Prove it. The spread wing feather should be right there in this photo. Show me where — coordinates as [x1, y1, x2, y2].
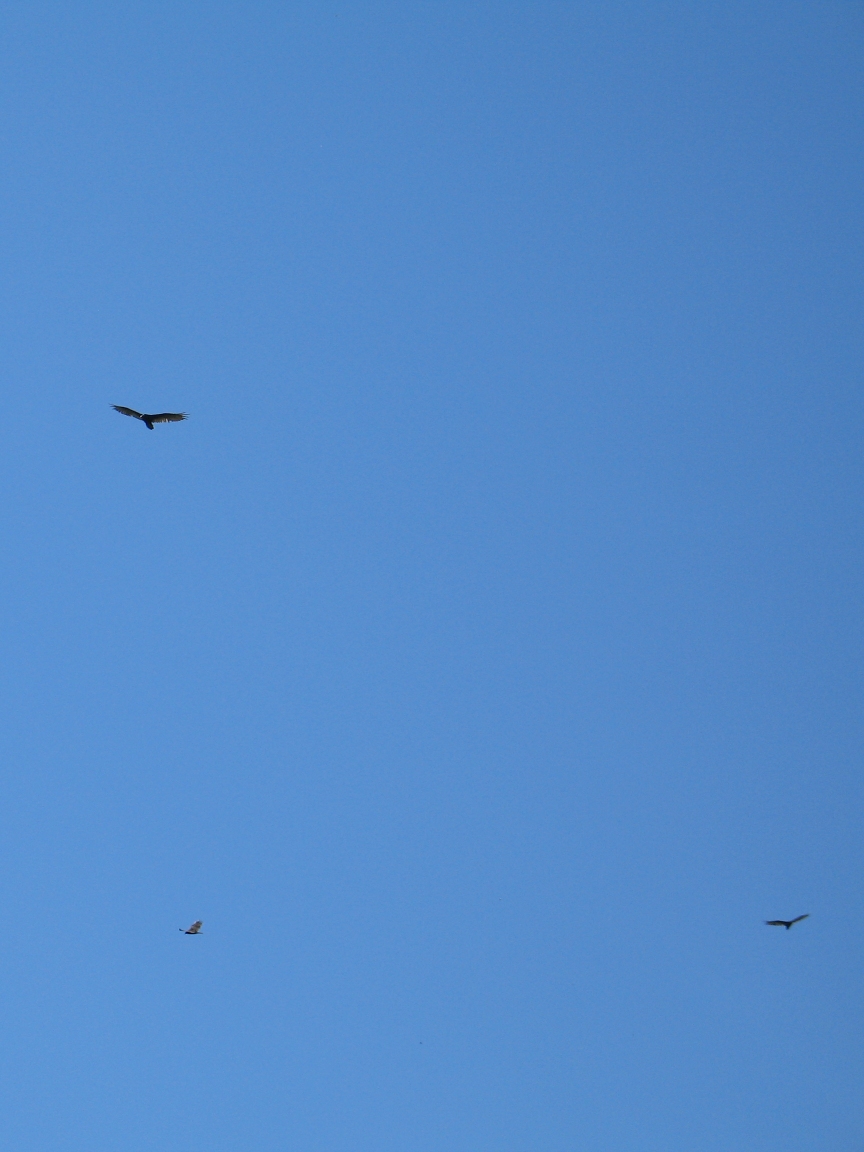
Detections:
[112, 405, 144, 419]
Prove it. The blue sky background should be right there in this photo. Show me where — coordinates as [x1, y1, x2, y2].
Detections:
[0, 3, 861, 1149]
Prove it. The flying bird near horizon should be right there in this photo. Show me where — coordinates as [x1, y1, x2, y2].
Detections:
[765, 914, 809, 929]
[112, 405, 187, 430]
[180, 921, 203, 934]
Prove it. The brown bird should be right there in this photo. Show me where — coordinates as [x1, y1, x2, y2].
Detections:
[180, 921, 203, 934]
[112, 405, 187, 430]
[765, 914, 809, 930]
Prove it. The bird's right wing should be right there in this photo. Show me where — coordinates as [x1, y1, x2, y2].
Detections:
[149, 412, 187, 423]
[186, 921, 203, 933]
[765, 921, 786, 926]
[112, 406, 143, 419]
[790, 914, 810, 925]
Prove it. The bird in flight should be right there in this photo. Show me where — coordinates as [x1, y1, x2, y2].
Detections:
[765, 914, 809, 930]
[112, 405, 187, 430]
[180, 921, 203, 934]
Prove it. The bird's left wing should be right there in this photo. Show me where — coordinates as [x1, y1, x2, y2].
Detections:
[149, 412, 187, 423]
[765, 920, 786, 926]
[112, 406, 143, 419]
[790, 914, 810, 925]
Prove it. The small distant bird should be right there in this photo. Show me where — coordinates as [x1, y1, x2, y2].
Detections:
[765, 914, 809, 930]
[112, 405, 187, 430]
[180, 921, 203, 934]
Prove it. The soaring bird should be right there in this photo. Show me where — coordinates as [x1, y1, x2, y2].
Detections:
[112, 405, 187, 430]
[180, 921, 203, 934]
[765, 914, 809, 930]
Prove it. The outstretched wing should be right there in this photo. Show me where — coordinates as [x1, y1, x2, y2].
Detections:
[112, 405, 144, 419]
[147, 412, 187, 424]
[765, 920, 788, 927]
[185, 920, 203, 934]
[789, 914, 809, 926]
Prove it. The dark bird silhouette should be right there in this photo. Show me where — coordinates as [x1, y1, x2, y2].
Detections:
[180, 921, 203, 934]
[765, 914, 809, 929]
[112, 405, 187, 430]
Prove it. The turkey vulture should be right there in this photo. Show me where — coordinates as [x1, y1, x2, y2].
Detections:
[180, 921, 203, 934]
[765, 914, 809, 929]
[112, 405, 187, 430]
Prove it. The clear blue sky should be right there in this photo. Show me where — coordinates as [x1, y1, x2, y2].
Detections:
[0, 4, 861, 1149]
